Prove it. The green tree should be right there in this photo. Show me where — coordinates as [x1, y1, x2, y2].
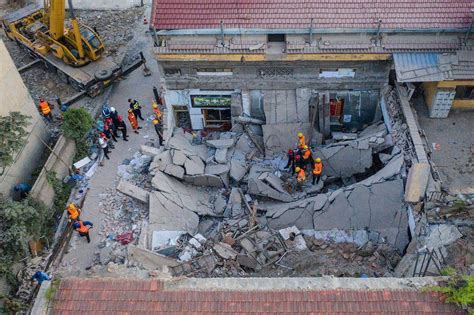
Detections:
[0, 112, 31, 175]
[61, 108, 94, 157]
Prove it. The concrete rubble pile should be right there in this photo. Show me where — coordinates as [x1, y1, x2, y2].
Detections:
[102, 99, 434, 278]
[314, 121, 389, 178]
[261, 154, 409, 251]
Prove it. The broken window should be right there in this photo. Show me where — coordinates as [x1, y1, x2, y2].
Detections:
[164, 68, 181, 77]
[454, 85, 474, 100]
[202, 109, 231, 129]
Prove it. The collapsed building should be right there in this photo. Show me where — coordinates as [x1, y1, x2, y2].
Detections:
[115, 0, 473, 277]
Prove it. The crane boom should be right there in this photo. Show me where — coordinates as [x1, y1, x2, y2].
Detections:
[49, 0, 65, 40]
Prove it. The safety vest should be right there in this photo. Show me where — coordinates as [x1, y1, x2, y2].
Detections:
[39, 101, 51, 115]
[132, 101, 140, 110]
[297, 136, 306, 149]
[302, 150, 311, 160]
[297, 169, 306, 183]
[67, 203, 80, 220]
[313, 162, 323, 175]
[76, 221, 89, 233]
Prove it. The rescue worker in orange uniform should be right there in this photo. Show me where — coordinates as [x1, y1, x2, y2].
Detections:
[38, 98, 52, 122]
[301, 145, 313, 169]
[297, 132, 306, 150]
[127, 109, 140, 134]
[66, 202, 81, 221]
[312, 157, 323, 185]
[73, 220, 93, 243]
[295, 166, 306, 191]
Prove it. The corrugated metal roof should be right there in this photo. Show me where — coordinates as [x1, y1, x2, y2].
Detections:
[394, 52, 474, 82]
[393, 53, 449, 82]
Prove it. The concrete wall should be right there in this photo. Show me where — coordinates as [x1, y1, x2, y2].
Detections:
[0, 40, 50, 197]
[159, 60, 391, 91]
[29, 135, 76, 207]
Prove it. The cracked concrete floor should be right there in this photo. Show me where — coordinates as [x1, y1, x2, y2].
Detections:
[412, 96, 474, 194]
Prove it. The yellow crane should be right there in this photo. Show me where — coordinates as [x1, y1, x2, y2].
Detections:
[2, 1, 145, 104]
[3, 0, 104, 67]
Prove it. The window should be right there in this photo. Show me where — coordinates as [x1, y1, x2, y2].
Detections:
[268, 34, 285, 42]
[164, 68, 181, 76]
[454, 86, 474, 100]
[258, 67, 293, 77]
[319, 68, 356, 78]
[191, 95, 231, 108]
[196, 68, 233, 76]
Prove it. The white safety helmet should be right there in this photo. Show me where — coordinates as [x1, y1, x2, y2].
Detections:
[110, 107, 116, 112]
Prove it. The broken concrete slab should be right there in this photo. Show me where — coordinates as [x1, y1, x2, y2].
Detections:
[228, 188, 243, 217]
[214, 148, 228, 164]
[150, 150, 173, 172]
[358, 154, 404, 187]
[314, 192, 352, 230]
[116, 179, 149, 203]
[230, 159, 248, 182]
[151, 231, 186, 251]
[205, 163, 230, 175]
[206, 138, 236, 149]
[331, 132, 357, 140]
[258, 172, 288, 195]
[152, 171, 215, 216]
[378, 153, 392, 165]
[279, 226, 307, 250]
[163, 163, 185, 179]
[184, 155, 205, 176]
[148, 191, 199, 235]
[311, 178, 407, 250]
[128, 245, 179, 270]
[140, 145, 163, 157]
[213, 194, 227, 215]
[404, 163, 430, 203]
[248, 176, 293, 202]
[313, 144, 372, 178]
[213, 242, 238, 260]
[171, 149, 187, 166]
[313, 194, 328, 211]
[183, 174, 224, 188]
[425, 224, 463, 250]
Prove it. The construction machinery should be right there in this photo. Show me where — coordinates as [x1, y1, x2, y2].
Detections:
[1, 0, 144, 104]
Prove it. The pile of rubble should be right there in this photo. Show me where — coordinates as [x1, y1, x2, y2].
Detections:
[109, 113, 414, 277]
[76, 8, 144, 60]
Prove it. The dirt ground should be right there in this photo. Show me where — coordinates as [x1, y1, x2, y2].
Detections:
[412, 95, 474, 194]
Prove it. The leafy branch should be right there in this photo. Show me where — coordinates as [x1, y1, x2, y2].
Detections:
[0, 112, 31, 175]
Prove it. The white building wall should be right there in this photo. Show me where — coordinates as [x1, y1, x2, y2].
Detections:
[0, 40, 50, 197]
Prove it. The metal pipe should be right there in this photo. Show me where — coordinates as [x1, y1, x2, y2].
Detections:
[156, 27, 470, 36]
[463, 19, 473, 46]
[220, 20, 225, 45]
[376, 19, 382, 45]
[309, 18, 314, 44]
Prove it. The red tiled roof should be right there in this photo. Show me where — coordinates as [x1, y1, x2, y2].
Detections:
[151, 0, 473, 30]
[52, 278, 465, 314]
